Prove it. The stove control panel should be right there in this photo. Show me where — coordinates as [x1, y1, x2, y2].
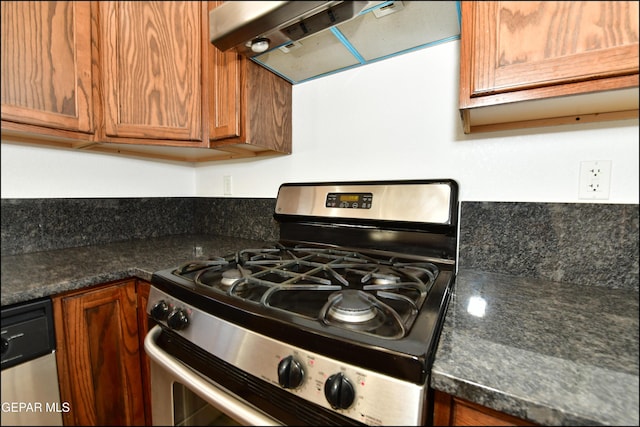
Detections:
[325, 192, 372, 209]
[276, 180, 456, 224]
[147, 287, 426, 426]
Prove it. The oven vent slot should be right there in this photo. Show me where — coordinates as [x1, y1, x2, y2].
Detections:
[158, 328, 363, 425]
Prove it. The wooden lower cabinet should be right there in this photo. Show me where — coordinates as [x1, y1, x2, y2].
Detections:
[52, 278, 152, 426]
[135, 280, 152, 425]
[433, 389, 536, 426]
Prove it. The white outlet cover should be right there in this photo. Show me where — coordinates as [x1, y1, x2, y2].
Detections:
[579, 160, 611, 200]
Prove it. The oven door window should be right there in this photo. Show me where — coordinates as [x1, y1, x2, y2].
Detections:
[173, 382, 239, 426]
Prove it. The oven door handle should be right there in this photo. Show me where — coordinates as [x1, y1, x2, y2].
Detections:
[144, 325, 281, 426]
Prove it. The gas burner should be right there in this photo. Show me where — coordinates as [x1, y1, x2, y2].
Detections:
[220, 268, 242, 287]
[325, 290, 378, 323]
[357, 263, 438, 288]
[318, 289, 405, 338]
[364, 267, 401, 286]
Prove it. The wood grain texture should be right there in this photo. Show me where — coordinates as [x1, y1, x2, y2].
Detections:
[433, 390, 536, 426]
[207, 1, 292, 154]
[459, 1, 639, 133]
[100, 1, 203, 142]
[208, 31, 242, 140]
[472, 1, 639, 95]
[245, 60, 292, 153]
[2, 0, 293, 159]
[1, 1, 94, 132]
[136, 280, 152, 426]
[53, 280, 146, 426]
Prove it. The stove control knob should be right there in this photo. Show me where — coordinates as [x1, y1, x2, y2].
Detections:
[324, 372, 355, 409]
[167, 308, 189, 330]
[277, 355, 304, 389]
[150, 300, 170, 321]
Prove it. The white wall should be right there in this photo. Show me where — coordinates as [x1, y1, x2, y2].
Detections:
[195, 40, 639, 203]
[0, 144, 195, 198]
[2, 40, 639, 202]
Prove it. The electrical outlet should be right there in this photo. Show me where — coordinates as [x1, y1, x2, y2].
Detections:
[579, 160, 611, 200]
[223, 175, 233, 196]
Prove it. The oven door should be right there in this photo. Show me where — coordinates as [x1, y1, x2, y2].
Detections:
[144, 325, 281, 426]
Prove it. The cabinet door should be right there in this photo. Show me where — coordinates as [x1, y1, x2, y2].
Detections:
[53, 280, 146, 426]
[207, 1, 292, 154]
[465, 1, 639, 99]
[433, 390, 536, 426]
[459, 1, 639, 133]
[1, 1, 94, 134]
[136, 279, 153, 425]
[100, 1, 204, 144]
[208, 0, 242, 140]
[209, 42, 243, 140]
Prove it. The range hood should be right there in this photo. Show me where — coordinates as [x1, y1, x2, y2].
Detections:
[210, 1, 460, 84]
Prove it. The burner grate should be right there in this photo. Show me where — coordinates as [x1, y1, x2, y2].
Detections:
[169, 245, 439, 339]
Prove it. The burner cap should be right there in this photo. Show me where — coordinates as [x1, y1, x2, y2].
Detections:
[327, 290, 377, 323]
[373, 275, 399, 286]
[220, 268, 242, 287]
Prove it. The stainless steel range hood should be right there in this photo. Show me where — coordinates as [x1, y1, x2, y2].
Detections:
[210, 1, 460, 84]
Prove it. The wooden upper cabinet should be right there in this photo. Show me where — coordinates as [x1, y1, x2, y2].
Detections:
[99, 1, 205, 145]
[469, 1, 639, 96]
[207, 1, 292, 156]
[1, 1, 94, 139]
[459, 1, 639, 133]
[208, 17, 241, 141]
[2, 0, 292, 160]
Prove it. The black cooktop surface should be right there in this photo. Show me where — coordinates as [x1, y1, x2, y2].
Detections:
[151, 242, 455, 383]
[171, 244, 441, 339]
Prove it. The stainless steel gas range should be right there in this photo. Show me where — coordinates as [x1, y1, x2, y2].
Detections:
[144, 179, 459, 426]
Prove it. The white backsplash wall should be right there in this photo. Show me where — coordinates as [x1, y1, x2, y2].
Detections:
[195, 40, 639, 203]
[1, 144, 195, 198]
[2, 40, 639, 202]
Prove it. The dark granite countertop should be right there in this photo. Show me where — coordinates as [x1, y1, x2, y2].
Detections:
[3, 237, 638, 426]
[431, 268, 639, 426]
[1, 234, 271, 306]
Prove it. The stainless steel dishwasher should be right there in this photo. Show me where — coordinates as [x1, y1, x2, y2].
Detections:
[1, 298, 63, 426]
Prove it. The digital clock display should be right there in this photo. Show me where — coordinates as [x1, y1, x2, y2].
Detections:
[325, 192, 373, 209]
[339, 194, 359, 202]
